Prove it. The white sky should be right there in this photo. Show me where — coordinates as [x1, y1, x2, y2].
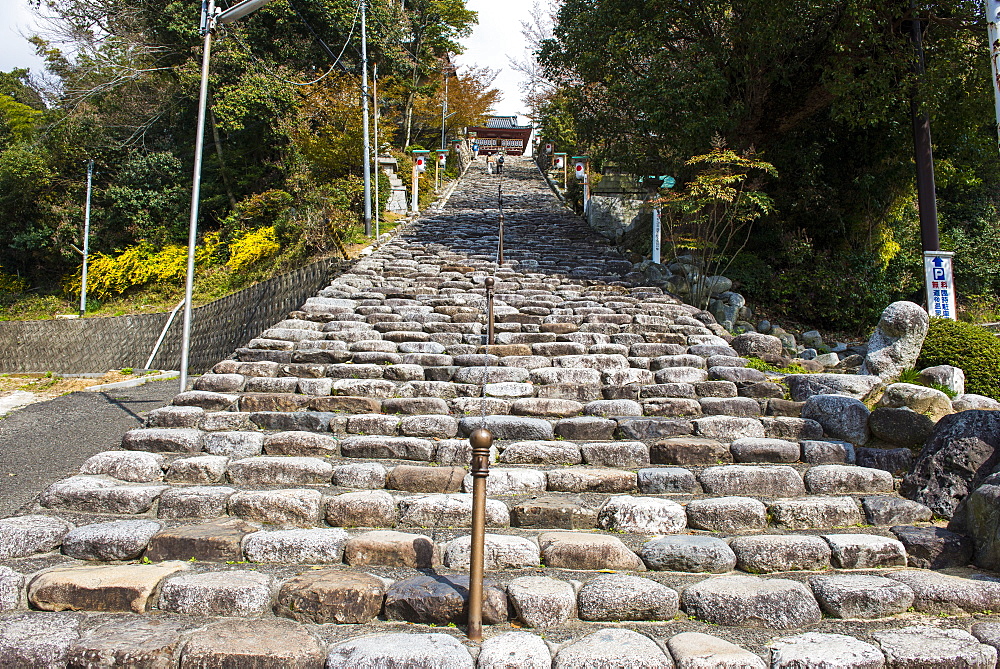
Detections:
[0, 0, 535, 121]
[0, 0, 45, 74]
[456, 0, 535, 122]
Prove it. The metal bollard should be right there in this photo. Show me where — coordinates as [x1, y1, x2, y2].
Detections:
[485, 276, 495, 347]
[497, 184, 505, 265]
[466, 426, 493, 641]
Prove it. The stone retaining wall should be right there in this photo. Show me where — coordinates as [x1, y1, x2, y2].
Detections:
[0, 258, 344, 374]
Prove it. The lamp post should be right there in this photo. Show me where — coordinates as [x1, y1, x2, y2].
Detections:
[572, 155, 590, 215]
[79, 159, 94, 316]
[987, 0, 1000, 155]
[435, 149, 448, 191]
[372, 61, 380, 238]
[179, 0, 274, 392]
[440, 64, 455, 150]
[553, 152, 567, 190]
[411, 149, 429, 214]
[361, 0, 372, 237]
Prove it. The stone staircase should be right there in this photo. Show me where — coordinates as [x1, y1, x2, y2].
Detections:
[2, 157, 1000, 667]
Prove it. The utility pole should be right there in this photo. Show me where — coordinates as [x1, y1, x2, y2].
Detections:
[373, 61, 380, 238]
[361, 0, 372, 237]
[907, 2, 940, 253]
[988, 0, 1000, 155]
[79, 159, 94, 316]
[440, 66, 449, 150]
[180, 0, 274, 392]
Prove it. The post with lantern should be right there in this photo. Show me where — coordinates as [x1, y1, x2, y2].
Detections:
[544, 141, 553, 170]
[411, 149, 429, 214]
[554, 152, 567, 190]
[435, 149, 448, 191]
[572, 155, 590, 215]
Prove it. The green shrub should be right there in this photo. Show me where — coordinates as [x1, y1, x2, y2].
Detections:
[917, 319, 1000, 400]
[745, 356, 809, 375]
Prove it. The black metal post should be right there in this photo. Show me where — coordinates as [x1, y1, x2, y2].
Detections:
[908, 4, 941, 252]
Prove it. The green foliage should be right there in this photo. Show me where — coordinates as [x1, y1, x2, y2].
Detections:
[917, 319, 1000, 400]
[661, 145, 776, 308]
[537, 0, 1000, 330]
[103, 152, 189, 245]
[0, 0, 488, 301]
[745, 356, 808, 375]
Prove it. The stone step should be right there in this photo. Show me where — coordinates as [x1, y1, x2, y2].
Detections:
[6, 156, 987, 667]
[2, 610, 999, 668]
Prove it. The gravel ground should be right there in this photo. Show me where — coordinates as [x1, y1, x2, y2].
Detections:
[0, 380, 175, 516]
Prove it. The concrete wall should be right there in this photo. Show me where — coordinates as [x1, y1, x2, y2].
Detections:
[0, 258, 345, 374]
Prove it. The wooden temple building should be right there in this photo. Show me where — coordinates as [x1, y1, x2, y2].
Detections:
[467, 116, 533, 155]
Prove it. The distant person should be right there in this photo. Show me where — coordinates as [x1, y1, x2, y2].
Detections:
[471, 142, 479, 160]
[496, 152, 505, 175]
[486, 154, 494, 174]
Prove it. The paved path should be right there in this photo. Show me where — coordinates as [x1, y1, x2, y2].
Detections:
[0, 382, 175, 516]
[1, 158, 999, 668]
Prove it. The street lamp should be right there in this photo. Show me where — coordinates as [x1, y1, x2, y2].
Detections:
[440, 64, 456, 150]
[179, 0, 275, 392]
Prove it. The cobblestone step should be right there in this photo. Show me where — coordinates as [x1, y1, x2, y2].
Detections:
[2, 157, 996, 667]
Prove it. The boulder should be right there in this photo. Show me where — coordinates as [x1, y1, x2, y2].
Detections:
[596, 495, 686, 534]
[383, 574, 506, 624]
[801, 394, 870, 444]
[809, 574, 914, 619]
[275, 570, 384, 624]
[890, 525, 973, 569]
[962, 473, 1000, 570]
[861, 300, 929, 379]
[868, 407, 936, 447]
[731, 332, 783, 358]
[874, 626, 996, 668]
[919, 364, 966, 397]
[640, 535, 736, 573]
[669, 632, 765, 669]
[785, 374, 881, 402]
[877, 382, 953, 422]
[180, 618, 327, 667]
[954, 394, 1000, 411]
[900, 410, 1000, 520]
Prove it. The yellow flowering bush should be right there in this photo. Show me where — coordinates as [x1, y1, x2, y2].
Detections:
[0, 268, 27, 294]
[227, 226, 281, 273]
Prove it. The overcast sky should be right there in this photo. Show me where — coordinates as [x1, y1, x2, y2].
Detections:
[0, 0, 537, 120]
[0, 0, 45, 74]
[456, 0, 536, 121]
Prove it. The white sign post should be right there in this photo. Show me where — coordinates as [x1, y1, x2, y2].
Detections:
[923, 251, 957, 320]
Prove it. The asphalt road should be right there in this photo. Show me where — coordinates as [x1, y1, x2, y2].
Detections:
[0, 380, 176, 517]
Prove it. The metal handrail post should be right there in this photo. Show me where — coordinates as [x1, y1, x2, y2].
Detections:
[485, 277, 495, 347]
[497, 184, 504, 265]
[466, 426, 493, 641]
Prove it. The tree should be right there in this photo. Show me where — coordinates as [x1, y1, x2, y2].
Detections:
[410, 64, 500, 144]
[537, 0, 1000, 328]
